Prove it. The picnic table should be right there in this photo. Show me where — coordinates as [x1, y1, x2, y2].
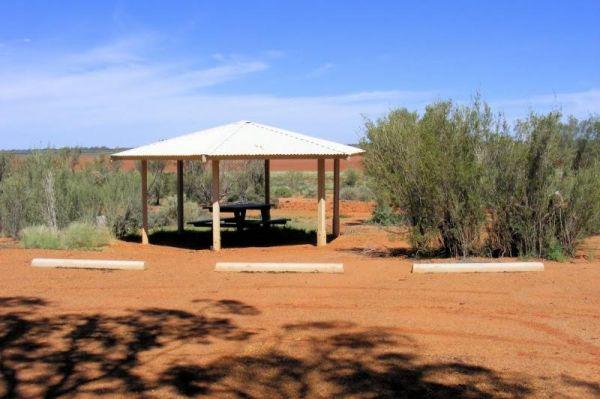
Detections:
[188, 202, 288, 231]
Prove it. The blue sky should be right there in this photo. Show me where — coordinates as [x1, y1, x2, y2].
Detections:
[0, 0, 598, 149]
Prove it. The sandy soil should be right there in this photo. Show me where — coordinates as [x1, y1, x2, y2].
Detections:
[0, 215, 599, 398]
[277, 197, 374, 214]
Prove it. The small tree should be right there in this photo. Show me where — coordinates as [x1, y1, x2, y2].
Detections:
[362, 100, 494, 256]
[362, 100, 600, 259]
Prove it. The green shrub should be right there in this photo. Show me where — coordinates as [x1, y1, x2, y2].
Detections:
[363, 101, 489, 256]
[21, 223, 112, 250]
[485, 113, 600, 258]
[183, 161, 212, 204]
[224, 160, 264, 202]
[546, 243, 567, 262]
[0, 150, 141, 239]
[0, 175, 27, 237]
[184, 160, 265, 204]
[370, 203, 404, 226]
[342, 168, 360, 187]
[340, 186, 374, 201]
[362, 99, 600, 259]
[148, 196, 202, 228]
[273, 186, 293, 197]
[284, 171, 307, 193]
[20, 226, 62, 249]
[62, 222, 112, 249]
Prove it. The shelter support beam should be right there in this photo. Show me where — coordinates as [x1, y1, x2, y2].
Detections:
[177, 160, 184, 235]
[264, 159, 271, 219]
[264, 159, 270, 204]
[212, 160, 221, 251]
[317, 159, 326, 246]
[333, 158, 340, 238]
[140, 160, 149, 245]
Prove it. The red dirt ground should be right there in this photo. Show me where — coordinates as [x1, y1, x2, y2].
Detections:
[1, 213, 599, 398]
[277, 197, 374, 214]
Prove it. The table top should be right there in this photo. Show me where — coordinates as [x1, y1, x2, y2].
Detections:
[203, 202, 273, 211]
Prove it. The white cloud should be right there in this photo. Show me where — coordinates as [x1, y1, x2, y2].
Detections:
[0, 38, 434, 148]
[0, 36, 597, 149]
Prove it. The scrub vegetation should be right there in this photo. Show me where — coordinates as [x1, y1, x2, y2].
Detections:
[362, 99, 600, 259]
[0, 151, 366, 246]
[0, 150, 140, 241]
[2, 99, 597, 259]
[20, 223, 112, 250]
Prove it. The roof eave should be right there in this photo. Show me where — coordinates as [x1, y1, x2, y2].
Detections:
[110, 152, 364, 161]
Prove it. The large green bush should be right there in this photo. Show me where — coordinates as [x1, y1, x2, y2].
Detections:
[362, 100, 600, 258]
[486, 113, 600, 258]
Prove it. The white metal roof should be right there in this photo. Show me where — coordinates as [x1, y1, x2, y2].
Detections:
[111, 120, 364, 160]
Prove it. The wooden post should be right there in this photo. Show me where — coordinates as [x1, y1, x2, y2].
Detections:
[211, 160, 221, 251]
[140, 160, 149, 245]
[317, 158, 326, 246]
[177, 160, 184, 235]
[333, 158, 340, 238]
[264, 159, 270, 204]
[264, 159, 271, 220]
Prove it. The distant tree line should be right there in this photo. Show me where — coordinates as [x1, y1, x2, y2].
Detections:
[2, 146, 130, 155]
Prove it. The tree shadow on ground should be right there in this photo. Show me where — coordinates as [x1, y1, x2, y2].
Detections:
[340, 246, 458, 260]
[2, 297, 586, 398]
[161, 320, 534, 398]
[0, 296, 258, 398]
[560, 375, 600, 397]
[122, 226, 321, 250]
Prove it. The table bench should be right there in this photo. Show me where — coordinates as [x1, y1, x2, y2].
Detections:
[188, 202, 289, 231]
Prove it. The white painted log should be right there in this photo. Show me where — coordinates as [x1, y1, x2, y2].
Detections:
[412, 262, 544, 274]
[212, 159, 221, 251]
[316, 159, 327, 247]
[215, 262, 343, 273]
[32, 258, 145, 270]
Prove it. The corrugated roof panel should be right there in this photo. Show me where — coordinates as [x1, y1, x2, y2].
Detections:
[111, 121, 364, 160]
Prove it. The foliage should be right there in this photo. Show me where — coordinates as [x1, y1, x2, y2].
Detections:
[184, 160, 265, 204]
[340, 186, 374, 201]
[546, 243, 567, 262]
[0, 152, 12, 183]
[342, 168, 360, 187]
[273, 186, 293, 198]
[0, 153, 272, 241]
[20, 226, 62, 249]
[284, 171, 308, 193]
[486, 113, 600, 258]
[149, 196, 202, 228]
[362, 100, 600, 259]
[20, 222, 111, 250]
[223, 160, 264, 202]
[370, 202, 404, 226]
[183, 161, 212, 204]
[148, 160, 173, 206]
[62, 222, 112, 249]
[0, 150, 140, 239]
